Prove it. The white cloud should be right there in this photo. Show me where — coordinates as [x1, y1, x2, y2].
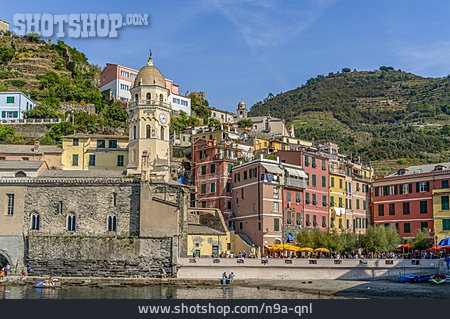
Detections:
[397, 41, 450, 76]
[205, 0, 336, 52]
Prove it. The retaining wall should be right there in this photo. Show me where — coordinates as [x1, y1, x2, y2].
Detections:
[177, 257, 443, 280]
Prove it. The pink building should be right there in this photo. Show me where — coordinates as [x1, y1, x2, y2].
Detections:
[278, 150, 330, 230]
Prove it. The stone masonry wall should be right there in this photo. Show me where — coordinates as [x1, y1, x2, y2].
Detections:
[27, 236, 174, 277]
[23, 182, 140, 237]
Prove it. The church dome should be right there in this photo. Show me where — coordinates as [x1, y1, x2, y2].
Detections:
[237, 100, 246, 109]
[133, 57, 166, 88]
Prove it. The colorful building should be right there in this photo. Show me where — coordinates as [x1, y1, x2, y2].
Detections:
[432, 187, 450, 242]
[192, 138, 240, 220]
[350, 163, 372, 235]
[231, 155, 307, 248]
[373, 162, 450, 239]
[61, 134, 129, 171]
[278, 150, 329, 230]
[100, 64, 138, 102]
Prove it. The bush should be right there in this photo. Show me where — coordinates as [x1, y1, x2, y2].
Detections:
[8, 79, 26, 88]
[42, 122, 75, 144]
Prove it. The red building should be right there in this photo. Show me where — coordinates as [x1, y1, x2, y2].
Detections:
[278, 149, 330, 230]
[373, 163, 450, 238]
[192, 139, 240, 220]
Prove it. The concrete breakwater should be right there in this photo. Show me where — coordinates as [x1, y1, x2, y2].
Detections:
[177, 258, 445, 280]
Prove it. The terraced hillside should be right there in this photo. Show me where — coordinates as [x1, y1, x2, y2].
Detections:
[250, 69, 450, 176]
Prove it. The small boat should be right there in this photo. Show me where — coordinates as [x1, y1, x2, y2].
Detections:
[431, 274, 447, 284]
[35, 279, 61, 288]
[413, 274, 431, 283]
[398, 273, 416, 283]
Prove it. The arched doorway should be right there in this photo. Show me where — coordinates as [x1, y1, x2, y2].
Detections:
[0, 252, 10, 268]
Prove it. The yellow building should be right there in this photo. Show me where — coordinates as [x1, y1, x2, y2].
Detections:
[61, 134, 129, 171]
[187, 208, 253, 257]
[329, 161, 347, 231]
[269, 139, 288, 152]
[432, 188, 450, 241]
[252, 137, 270, 151]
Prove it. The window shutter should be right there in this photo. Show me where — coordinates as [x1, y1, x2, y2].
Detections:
[416, 182, 420, 192]
[1, 111, 5, 118]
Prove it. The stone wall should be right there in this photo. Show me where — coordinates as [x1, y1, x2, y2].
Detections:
[0, 235, 24, 271]
[23, 182, 140, 237]
[26, 236, 174, 277]
[0, 178, 189, 278]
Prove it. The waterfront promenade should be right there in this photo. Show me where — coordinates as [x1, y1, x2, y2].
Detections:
[177, 258, 445, 280]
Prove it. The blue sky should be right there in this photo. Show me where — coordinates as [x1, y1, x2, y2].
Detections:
[2, 0, 450, 112]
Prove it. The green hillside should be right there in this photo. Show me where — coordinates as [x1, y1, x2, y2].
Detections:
[0, 33, 127, 144]
[249, 68, 450, 176]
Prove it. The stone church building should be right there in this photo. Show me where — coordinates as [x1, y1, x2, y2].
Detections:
[0, 56, 190, 277]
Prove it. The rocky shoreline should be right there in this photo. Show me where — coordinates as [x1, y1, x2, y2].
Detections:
[1, 276, 449, 299]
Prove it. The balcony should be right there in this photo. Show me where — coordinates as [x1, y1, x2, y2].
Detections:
[285, 177, 307, 189]
[214, 153, 236, 161]
[128, 99, 171, 108]
[261, 173, 280, 184]
[329, 167, 346, 176]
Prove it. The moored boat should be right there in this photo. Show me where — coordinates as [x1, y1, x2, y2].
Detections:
[35, 278, 61, 288]
[431, 274, 447, 284]
[398, 273, 417, 283]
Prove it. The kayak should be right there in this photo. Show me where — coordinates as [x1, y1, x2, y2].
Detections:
[398, 273, 417, 283]
[35, 279, 61, 288]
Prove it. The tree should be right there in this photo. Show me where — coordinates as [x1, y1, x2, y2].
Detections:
[341, 67, 351, 73]
[238, 118, 253, 129]
[208, 118, 222, 130]
[42, 122, 75, 144]
[384, 225, 402, 251]
[0, 125, 15, 141]
[379, 66, 394, 72]
[296, 229, 313, 248]
[104, 102, 127, 127]
[411, 229, 432, 251]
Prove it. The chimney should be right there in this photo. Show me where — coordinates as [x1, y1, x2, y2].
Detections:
[33, 141, 40, 152]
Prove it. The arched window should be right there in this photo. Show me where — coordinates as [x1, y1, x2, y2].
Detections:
[133, 125, 137, 139]
[67, 214, 76, 231]
[134, 93, 139, 101]
[160, 126, 165, 140]
[146, 124, 151, 138]
[132, 149, 137, 162]
[146, 92, 151, 100]
[159, 94, 163, 102]
[15, 171, 27, 177]
[108, 215, 117, 232]
[31, 213, 40, 230]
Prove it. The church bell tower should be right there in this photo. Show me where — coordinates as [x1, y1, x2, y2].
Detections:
[127, 53, 172, 181]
